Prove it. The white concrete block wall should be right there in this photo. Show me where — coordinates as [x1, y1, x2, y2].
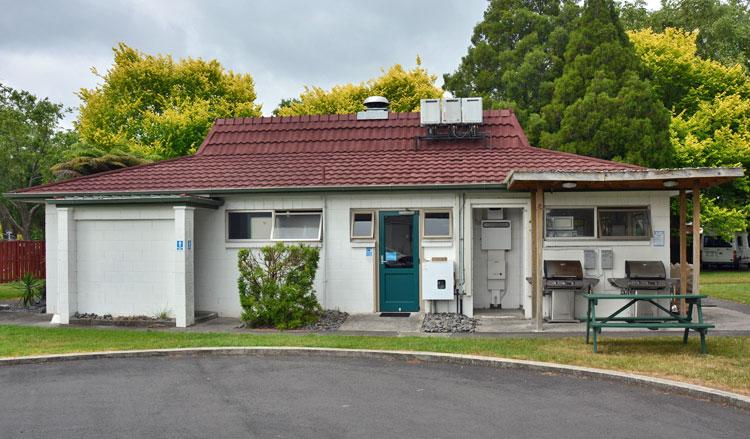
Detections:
[44, 204, 58, 314]
[542, 191, 673, 317]
[194, 192, 462, 317]
[42, 189, 673, 322]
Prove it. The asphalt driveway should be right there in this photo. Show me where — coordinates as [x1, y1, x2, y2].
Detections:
[0, 354, 747, 438]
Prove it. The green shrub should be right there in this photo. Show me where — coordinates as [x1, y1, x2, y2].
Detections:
[18, 273, 45, 307]
[237, 242, 321, 329]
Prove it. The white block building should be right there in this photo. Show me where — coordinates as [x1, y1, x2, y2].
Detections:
[9, 104, 742, 327]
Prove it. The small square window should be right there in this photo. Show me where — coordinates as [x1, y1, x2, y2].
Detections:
[351, 211, 374, 239]
[424, 211, 451, 238]
[227, 212, 272, 240]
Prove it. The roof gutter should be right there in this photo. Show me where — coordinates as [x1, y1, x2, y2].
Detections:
[42, 194, 224, 209]
[5, 183, 511, 201]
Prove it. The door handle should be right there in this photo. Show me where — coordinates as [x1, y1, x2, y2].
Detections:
[380, 255, 385, 264]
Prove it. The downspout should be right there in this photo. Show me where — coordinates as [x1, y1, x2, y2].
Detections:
[457, 192, 466, 315]
[323, 194, 328, 308]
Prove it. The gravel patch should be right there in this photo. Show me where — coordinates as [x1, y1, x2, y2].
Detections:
[422, 312, 477, 333]
[305, 310, 349, 331]
[0, 299, 46, 313]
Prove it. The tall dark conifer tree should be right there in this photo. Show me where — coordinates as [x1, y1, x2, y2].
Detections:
[540, 0, 672, 166]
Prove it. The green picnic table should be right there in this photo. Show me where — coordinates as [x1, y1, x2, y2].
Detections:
[584, 293, 714, 354]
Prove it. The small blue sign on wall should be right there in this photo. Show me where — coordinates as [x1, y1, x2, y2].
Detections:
[176, 240, 184, 251]
[365, 247, 373, 256]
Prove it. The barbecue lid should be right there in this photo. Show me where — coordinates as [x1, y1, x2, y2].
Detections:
[543, 260, 583, 279]
[624, 260, 666, 279]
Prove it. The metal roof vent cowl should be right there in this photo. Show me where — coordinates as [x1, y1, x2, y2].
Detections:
[357, 96, 389, 120]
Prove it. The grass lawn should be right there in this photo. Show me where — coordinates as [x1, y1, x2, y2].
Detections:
[0, 282, 22, 301]
[701, 269, 750, 306]
[1, 325, 748, 395]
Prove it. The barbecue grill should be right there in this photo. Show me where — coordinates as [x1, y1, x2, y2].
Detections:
[608, 260, 676, 317]
[531, 260, 599, 322]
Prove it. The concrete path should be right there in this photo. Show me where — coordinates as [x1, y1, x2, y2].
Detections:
[0, 354, 746, 438]
[338, 312, 423, 334]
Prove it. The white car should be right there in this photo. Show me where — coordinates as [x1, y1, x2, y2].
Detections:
[702, 232, 749, 268]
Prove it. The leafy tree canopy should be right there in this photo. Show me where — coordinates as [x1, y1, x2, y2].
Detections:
[619, 0, 750, 69]
[443, 0, 580, 144]
[275, 59, 442, 116]
[77, 43, 262, 159]
[0, 83, 71, 239]
[671, 93, 750, 234]
[628, 27, 750, 115]
[540, 0, 672, 166]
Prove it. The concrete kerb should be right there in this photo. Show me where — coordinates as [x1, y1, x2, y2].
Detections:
[1, 346, 748, 411]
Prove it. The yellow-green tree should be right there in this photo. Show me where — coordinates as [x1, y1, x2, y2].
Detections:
[628, 27, 750, 115]
[275, 59, 443, 116]
[629, 27, 750, 235]
[77, 43, 262, 159]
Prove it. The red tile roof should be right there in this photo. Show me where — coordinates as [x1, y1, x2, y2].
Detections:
[13, 110, 642, 196]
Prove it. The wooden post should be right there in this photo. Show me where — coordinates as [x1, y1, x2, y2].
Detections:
[534, 185, 544, 332]
[692, 184, 701, 296]
[530, 191, 538, 322]
[679, 189, 688, 314]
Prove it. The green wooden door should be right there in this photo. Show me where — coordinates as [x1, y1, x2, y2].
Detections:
[379, 211, 420, 312]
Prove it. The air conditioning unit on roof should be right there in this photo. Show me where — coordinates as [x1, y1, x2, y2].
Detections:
[441, 98, 462, 124]
[461, 97, 483, 124]
[420, 99, 441, 125]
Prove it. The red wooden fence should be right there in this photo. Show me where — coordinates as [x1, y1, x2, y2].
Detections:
[0, 241, 45, 283]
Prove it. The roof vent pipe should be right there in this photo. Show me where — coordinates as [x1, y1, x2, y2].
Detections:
[357, 96, 389, 120]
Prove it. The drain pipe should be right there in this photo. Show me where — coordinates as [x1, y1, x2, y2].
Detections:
[457, 192, 466, 315]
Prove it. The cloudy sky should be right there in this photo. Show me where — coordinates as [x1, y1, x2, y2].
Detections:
[0, 0, 661, 128]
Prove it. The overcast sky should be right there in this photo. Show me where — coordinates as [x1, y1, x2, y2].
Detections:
[0, 0, 662, 128]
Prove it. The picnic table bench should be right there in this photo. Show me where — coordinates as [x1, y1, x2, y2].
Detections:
[584, 293, 714, 354]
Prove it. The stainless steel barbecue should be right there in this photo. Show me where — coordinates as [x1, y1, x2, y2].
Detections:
[537, 260, 599, 322]
[608, 261, 672, 292]
[608, 260, 675, 318]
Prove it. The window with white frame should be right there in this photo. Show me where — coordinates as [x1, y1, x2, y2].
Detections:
[545, 208, 595, 238]
[423, 210, 452, 238]
[351, 211, 374, 239]
[598, 207, 651, 239]
[226, 210, 322, 241]
[227, 211, 273, 240]
[272, 210, 323, 240]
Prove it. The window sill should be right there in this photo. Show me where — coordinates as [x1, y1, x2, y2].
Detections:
[350, 240, 376, 248]
[422, 240, 453, 248]
[225, 241, 322, 249]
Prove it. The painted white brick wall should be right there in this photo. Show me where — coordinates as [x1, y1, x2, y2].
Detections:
[43, 189, 674, 322]
[73, 205, 175, 317]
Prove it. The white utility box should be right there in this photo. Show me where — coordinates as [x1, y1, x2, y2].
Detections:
[441, 98, 462, 124]
[461, 97, 483, 124]
[422, 260, 454, 300]
[481, 220, 512, 250]
[487, 250, 506, 280]
[420, 99, 441, 125]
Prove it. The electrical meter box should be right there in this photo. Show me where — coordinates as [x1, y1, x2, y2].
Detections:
[481, 220, 512, 250]
[601, 249, 614, 270]
[422, 260, 454, 300]
[420, 99, 441, 125]
[441, 98, 462, 124]
[584, 250, 597, 270]
[461, 97, 483, 124]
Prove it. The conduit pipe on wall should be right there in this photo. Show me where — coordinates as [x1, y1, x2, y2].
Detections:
[457, 192, 466, 314]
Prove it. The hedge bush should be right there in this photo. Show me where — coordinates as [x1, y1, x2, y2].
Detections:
[237, 242, 321, 329]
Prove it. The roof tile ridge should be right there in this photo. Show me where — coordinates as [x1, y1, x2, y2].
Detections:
[13, 154, 200, 194]
[532, 146, 645, 170]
